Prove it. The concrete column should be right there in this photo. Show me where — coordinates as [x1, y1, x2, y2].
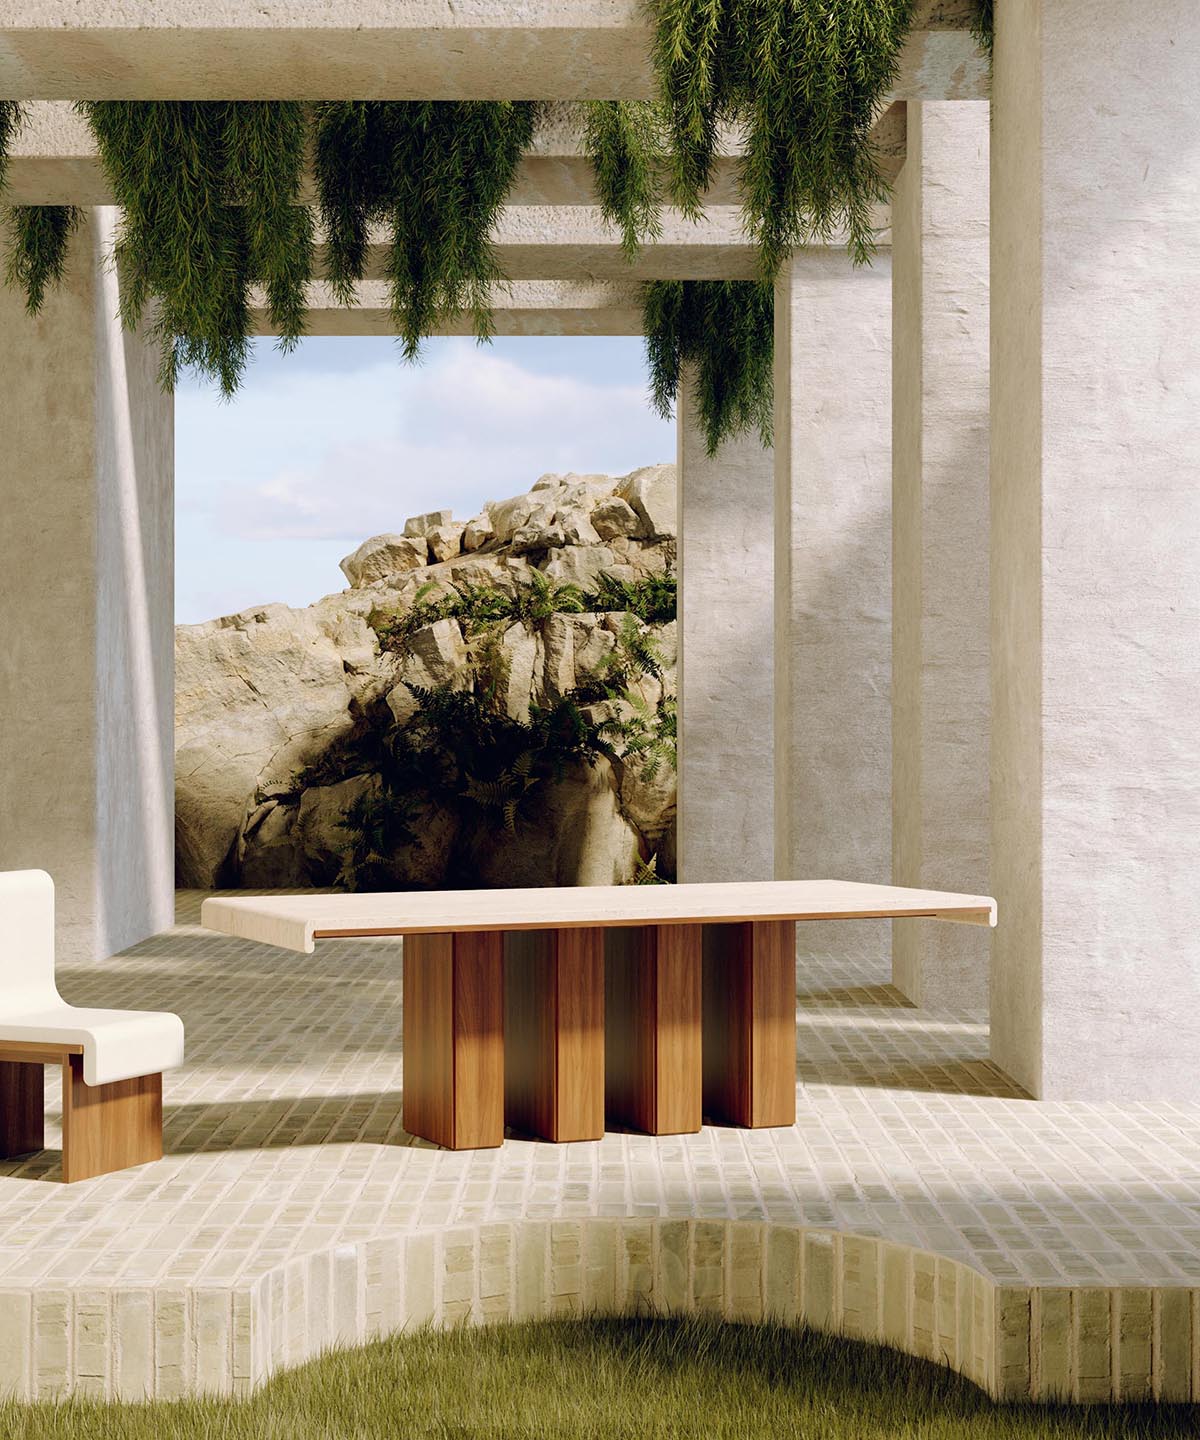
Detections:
[991, 0, 1200, 1098]
[773, 251, 892, 959]
[675, 381, 774, 882]
[0, 207, 174, 962]
[891, 102, 991, 1010]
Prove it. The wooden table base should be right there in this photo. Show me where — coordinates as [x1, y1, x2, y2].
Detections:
[504, 928, 604, 1142]
[604, 924, 702, 1135]
[0, 1059, 44, 1158]
[702, 920, 797, 1128]
[403, 930, 504, 1150]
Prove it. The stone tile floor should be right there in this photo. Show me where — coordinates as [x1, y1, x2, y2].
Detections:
[2, 891, 1196, 1294]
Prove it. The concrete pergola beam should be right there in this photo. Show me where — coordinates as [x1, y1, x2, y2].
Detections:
[2, 101, 907, 209]
[0, 1, 986, 101]
[252, 280, 643, 337]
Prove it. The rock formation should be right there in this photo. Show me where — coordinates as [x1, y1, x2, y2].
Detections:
[175, 465, 678, 890]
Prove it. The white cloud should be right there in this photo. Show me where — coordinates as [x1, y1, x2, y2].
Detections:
[176, 341, 673, 545]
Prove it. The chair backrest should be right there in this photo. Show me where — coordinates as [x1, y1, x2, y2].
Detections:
[0, 870, 61, 1012]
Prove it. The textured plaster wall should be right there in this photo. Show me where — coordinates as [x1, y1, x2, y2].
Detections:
[991, 0, 1200, 1098]
[774, 252, 893, 958]
[891, 103, 991, 1010]
[0, 208, 173, 961]
[676, 385, 774, 883]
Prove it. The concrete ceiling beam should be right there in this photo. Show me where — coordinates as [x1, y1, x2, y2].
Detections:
[0, 3, 985, 102]
[251, 280, 645, 337]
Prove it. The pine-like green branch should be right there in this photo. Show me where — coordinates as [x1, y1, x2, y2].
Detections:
[643, 280, 773, 455]
[649, 0, 916, 272]
[4, 205, 83, 313]
[579, 101, 667, 257]
[313, 102, 539, 359]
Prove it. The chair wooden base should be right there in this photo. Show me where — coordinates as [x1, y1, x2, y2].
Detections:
[0, 1044, 164, 1182]
[604, 925, 702, 1136]
[402, 930, 504, 1150]
[702, 921, 797, 1128]
[505, 928, 604, 1142]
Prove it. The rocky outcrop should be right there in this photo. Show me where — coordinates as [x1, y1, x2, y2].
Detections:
[175, 465, 677, 890]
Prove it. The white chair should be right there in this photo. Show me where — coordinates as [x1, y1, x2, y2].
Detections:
[0, 870, 184, 1182]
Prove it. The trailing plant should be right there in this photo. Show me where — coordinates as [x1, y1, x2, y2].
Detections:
[313, 101, 538, 358]
[579, 102, 667, 257]
[4, 206, 84, 313]
[643, 279, 773, 454]
[972, 0, 994, 60]
[649, 0, 915, 271]
[80, 101, 311, 394]
[0, 101, 23, 191]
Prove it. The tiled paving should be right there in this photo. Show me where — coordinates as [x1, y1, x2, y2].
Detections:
[0, 892, 1198, 1402]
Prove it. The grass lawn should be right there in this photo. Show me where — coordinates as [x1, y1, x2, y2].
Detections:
[2, 1316, 1197, 1439]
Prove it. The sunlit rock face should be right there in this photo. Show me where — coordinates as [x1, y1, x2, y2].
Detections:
[175, 465, 677, 890]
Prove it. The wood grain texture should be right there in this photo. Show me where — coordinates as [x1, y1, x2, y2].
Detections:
[605, 925, 701, 1135]
[61, 1058, 162, 1183]
[504, 928, 604, 1142]
[0, 1040, 83, 1063]
[202, 879, 997, 955]
[703, 921, 796, 1128]
[403, 930, 504, 1150]
[0, 1060, 44, 1158]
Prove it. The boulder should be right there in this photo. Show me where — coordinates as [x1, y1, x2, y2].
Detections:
[512, 520, 566, 553]
[399, 617, 468, 689]
[175, 604, 358, 886]
[540, 544, 614, 590]
[426, 522, 465, 563]
[465, 758, 641, 887]
[618, 464, 676, 540]
[488, 493, 556, 545]
[404, 509, 453, 538]
[462, 513, 494, 551]
[296, 773, 379, 884]
[558, 507, 601, 547]
[592, 496, 641, 540]
[236, 799, 303, 888]
[340, 533, 428, 587]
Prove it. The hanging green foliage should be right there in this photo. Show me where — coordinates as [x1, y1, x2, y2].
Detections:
[973, 0, 994, 59]
[643, 280, 773, 455]
[80, 101, 311, 395]
[4, 205, 84, 313]
[649, 0, 916, 271]
[0, 100, 23, 191]
[579, 101, 667, 257]
[313, 102, 538, 358]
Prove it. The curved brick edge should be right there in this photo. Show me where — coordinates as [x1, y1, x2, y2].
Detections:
[0, 1222, 1197, 1405]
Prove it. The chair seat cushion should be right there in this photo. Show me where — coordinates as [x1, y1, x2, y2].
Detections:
[0, 1005, 184, 1087]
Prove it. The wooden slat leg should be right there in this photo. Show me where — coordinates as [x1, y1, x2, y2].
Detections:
[605, 924, 701, 1136]
[505, 927, 604, 1142]
[403, 930, 504, 1150]
[61, 1058, 163, 1183]
[0, 1061, 44, 1158]
[702, 920, 796, 1128]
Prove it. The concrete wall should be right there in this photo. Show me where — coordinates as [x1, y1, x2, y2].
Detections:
[0, 207, 173, 961]
[891, 102, 991, 1010]
[675, 383, 774, 882]
[774, 251, 893, 959]
[991, 0, 1200, 1098]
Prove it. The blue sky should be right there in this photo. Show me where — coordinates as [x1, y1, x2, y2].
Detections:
[175, 336, 674, 624]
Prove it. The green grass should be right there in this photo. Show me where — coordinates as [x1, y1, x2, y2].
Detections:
[3, 1317, 1196, 1439]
